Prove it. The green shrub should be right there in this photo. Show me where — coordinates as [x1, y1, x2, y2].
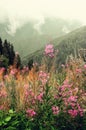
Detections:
[0, 55, 9, 68]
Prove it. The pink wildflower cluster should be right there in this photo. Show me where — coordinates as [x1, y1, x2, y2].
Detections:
[0, 89, 7, 98]
[24, 84, 36, 105]
[24, 84, 30, 98]
[77, 103, 84, 116]
[68, 109, 78, 118]
[76, 68, 82, 73]
[26, 109, 36, 117]
[68, 104, 84, 118]
[36, 92, 44, 102]
[67, 96, 77, 103]
[52, 106, 59, 115]
[39, 71, 49, 85]
[60, 80, 73, 94]
[44, 44, 54, 57]
[67, 96, 78, 109]
[22, 66, 29, 73]
[54, 80, 73, 100]
[10, 68, 17, 75]
[0, 67, 5, 74]
[56, 79, 84, 118]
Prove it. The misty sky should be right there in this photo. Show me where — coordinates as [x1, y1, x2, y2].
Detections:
[0, 0, 86, 34]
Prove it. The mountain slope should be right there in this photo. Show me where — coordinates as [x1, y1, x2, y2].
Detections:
[22, 26, 86, 65]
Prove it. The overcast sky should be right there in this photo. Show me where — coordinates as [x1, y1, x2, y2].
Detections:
[0, 0, 86, 34]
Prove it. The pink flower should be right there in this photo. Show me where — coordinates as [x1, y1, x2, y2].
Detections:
[37, 92, 43, 102]
[77, 104, 84, 116]
[32, 99, 36, 104]
[39, 71, 49, 85]
[68, 109, 78, 118]
[4, 74, 9, 79]
[10, 69, 17, 75]
[0, 105, 4, 110]
[54, 95, 58, 99]
[84, 64, 86, 69]
[76, 68, 82, 73]
[24, 84, 29, 89]
[23, 66, 29, 71]
[68, 96, 77, 102]
[0, 90, 7, 97]
[0, 82, 4, 87]
[65, 64, 69, 67]
[0, 67, 5, 72]
[63, 79, 69, 85]
[44, 44, 54, 57]
[52, 106, 59, 115]
[26, 109, 36, 117]
[70, 103, 76, 108]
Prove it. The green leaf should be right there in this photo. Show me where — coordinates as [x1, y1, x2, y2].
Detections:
[51, 126, 55, 130]
[0, 121, 2, 126]
[11, 121, 19, 126]
[9, 109, 14, 114]
[5, 126, 17, 130]
[5, 116, 11, 122]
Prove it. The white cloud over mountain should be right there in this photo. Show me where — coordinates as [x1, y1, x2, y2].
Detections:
[0, 0, 86, 35]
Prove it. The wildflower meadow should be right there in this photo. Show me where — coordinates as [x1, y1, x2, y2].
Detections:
[0, 44, 86, 130]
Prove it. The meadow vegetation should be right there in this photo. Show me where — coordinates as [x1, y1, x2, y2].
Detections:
[0, 44, 86, 130]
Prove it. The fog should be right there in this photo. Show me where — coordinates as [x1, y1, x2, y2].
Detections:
[0, 0, 86, 35]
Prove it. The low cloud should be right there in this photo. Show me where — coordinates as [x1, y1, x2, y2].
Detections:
[0, 0, 86, 35]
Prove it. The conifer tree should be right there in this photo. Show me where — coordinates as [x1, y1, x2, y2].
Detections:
[3, 39, 15, 65]
[0, 38, 3, 55]
[14, 52, 21, 68]
[9, 44, 15, 65]
[3, 39, 9, 58]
